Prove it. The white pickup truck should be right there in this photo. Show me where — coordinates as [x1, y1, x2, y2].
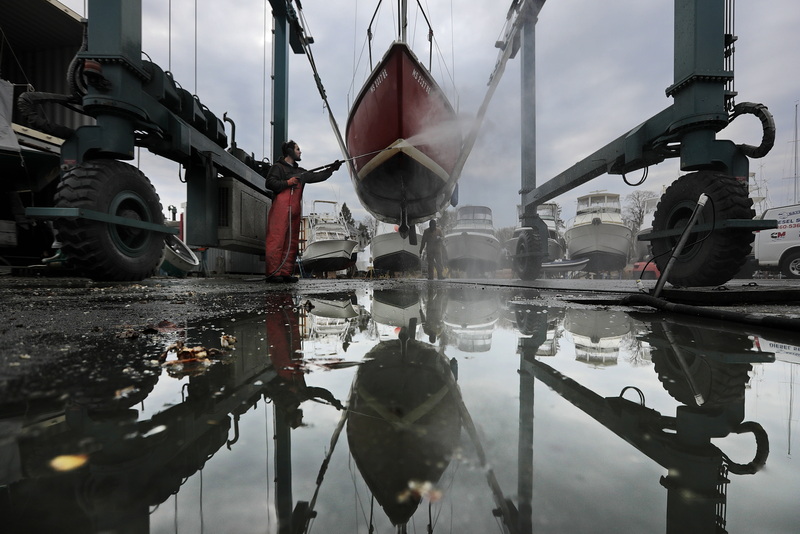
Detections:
[753, 203, 800, 278]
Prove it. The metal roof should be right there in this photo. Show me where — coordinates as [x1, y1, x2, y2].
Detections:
[0, 0, 83, 54]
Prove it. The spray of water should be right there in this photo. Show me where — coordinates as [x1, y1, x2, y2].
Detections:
[402, 115, 472, 148]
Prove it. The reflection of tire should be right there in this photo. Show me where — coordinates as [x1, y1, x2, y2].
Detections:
[54, 160, 165, 281]
[651, 171, 754, 286]
[514, 230, 542, 280]
[651, 349, 752, 408]
[781, 250, 800, 279]
[648, 321, 752, 408]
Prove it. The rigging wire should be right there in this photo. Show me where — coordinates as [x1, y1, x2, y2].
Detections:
[347, 453, 372, 527]
[351, 0, 359, 109]
[450, 0, 455, 98]
[0, 27, 33, 89]
[168, 0, 172, 71]
[194, 0, 198, 94]
[264, 400, 272, 530]
[199, 468, 204, 534]
[293, 3, 350, 160]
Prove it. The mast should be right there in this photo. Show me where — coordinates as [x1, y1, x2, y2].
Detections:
[794, 102, 798, 203]
[400, 0, 408, 42]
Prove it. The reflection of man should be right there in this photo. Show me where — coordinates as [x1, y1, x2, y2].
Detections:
[420, 285, 447, 343]
[264, 294, 343, 427]
[419, 220, 445, 280]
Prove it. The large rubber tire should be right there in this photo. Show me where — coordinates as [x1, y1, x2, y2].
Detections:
[651, 171, 754, 287]
[54, 160, 165, 281]
[513, 229, 543, 280]
[781, 250, 800, 279]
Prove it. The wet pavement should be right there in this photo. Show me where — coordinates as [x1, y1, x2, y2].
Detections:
[1, 274, 799, 533]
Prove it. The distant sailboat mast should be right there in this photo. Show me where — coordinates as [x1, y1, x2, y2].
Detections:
[794, 102, 799, 203]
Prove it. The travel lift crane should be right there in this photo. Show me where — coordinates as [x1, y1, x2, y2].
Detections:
[24, 0, 307, 281]
[500, 0, 776, 286]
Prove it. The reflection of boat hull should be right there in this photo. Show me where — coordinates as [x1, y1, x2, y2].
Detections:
[443, 288, 500, 352]
[564, 221, 631, 272]
[372, 289, 421, 327]
[301, 239, 358, 273]
[347, 340, 461, 525]
[345, 42, 461, 225]
[305, 297, 359, 319]
[371, 230, 420, 272]
[444, 232, 501, 274]
[564, 309, 632, 365]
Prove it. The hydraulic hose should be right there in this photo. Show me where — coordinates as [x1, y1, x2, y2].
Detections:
[620, 293, 800, 331]
[730, 102, 776, 159]
[723, 421, 770, 475]
[16, 92, 77, 139]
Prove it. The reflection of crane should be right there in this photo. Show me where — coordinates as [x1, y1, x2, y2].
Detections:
[293, 312, 526, 534]
[505, 0, 777, 286]
[2, 336, 278, 532]
[516, 313, 772, 534]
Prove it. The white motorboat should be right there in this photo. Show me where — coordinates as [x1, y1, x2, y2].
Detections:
[633, 196, 660, 262]
[370, 221, 420, 274]
[564, 192, 632, 272]
[300, 200, 359, 274]
[444, 205, 501, 277]
[537, 202, 566, 261]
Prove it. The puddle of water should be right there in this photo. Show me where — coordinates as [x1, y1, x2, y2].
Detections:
[1, 285, 798, 533]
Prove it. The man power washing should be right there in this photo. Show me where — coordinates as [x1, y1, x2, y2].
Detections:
[264, 140, 341, 283]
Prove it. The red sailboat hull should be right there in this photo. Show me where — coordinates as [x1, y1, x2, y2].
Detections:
[346, 42, 461, 225]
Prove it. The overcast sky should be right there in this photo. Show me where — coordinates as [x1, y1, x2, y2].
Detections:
[60, 0, 800, 229]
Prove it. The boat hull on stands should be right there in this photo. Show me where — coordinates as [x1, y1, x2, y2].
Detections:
[346, 42, 461, 226]
[371, 223, 420, 273]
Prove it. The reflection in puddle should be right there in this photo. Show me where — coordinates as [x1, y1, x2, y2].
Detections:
[1, 285, 799, 533]
[564, 308, 633, 366]
[347, 333, 460, 525]
[443, 287, 501, 353]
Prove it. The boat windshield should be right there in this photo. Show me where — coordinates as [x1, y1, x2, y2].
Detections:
[453, 206, 495, 233]
[312, 227, 349, 241]
[536, 203, 558, 220]
[576, 195, 621, 214]
[457, 206, 493, 221]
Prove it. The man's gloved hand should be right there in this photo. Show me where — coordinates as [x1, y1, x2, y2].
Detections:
[287, 176, 300, 187]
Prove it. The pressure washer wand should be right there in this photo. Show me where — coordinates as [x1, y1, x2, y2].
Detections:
[306, 148, 394, 172]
